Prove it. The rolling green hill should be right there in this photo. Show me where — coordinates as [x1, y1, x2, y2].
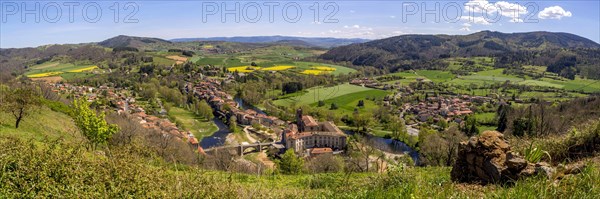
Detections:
[319, 31, 600, 75]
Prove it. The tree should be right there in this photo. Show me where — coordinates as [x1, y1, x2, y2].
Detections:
[330, 103, 338, 110]
[2, 86, 41, 128]
[462, 116, 479, 136]
[389, 117, 407, 140]
[353, 113, 373, 132]
[496, 103, 510, 132]
[197, 100, 213, 120]
[317, 100, 325, 107]
[282, 82, 303, 94]
[228, 116, 238, 133]
[419, 132, 447, 166]
[357, 100, 364, 107]
[305, 153, 344, 173]
[72, 98, 119, 150]
[277, 149, 304, 174]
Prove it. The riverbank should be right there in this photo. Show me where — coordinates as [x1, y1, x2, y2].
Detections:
[167, 104, 218, 139]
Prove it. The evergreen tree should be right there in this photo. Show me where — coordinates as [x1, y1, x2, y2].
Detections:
[330, 103, 338, 110]
[357, 100, 365, 107]
[496, 103, 510, 132]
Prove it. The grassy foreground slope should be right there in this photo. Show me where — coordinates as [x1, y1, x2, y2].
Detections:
[2, 134, 599, 198]
[0, 106, 82, 142]
[1, 104, 599, 198]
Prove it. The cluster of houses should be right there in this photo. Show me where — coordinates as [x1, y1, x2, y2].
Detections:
[49, 83, 203, 152]
[189, 79, 285, 128]
[190, 78, 348, 156]
[409, 95, 491, 123]
[350, 78, 381, 88]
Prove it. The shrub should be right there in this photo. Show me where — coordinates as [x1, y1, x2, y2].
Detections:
[523, 142, 550, 163]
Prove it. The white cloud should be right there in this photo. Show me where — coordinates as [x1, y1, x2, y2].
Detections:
[389, 15, 396, 19]
[464, 0, 529, 23]
[495, 1, 527, 17]
[349, 10, 355, 13]
[538, 6, 572, 19]
[495, 1, 527, 22]
[460, 16, 491, 25]
[460, 23, 472, 31]
[464, 0, 497, 14]
[509, 18, 523, 23]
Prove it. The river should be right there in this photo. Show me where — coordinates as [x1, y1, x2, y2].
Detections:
[201, 98, 420, 164]
[234, 96, 266, 115]
[344, 130, 420, 165]
[199, 118, 230, 149]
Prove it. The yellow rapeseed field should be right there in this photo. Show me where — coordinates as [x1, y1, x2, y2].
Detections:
[227, 66, 260, 73]
[67, 65, 98, 73]
[300, 70, 331, 75]
[27, 72, 64, 78]
[311, 66, 337, 71]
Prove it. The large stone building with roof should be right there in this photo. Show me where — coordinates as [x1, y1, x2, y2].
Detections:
[282, 109, 347, 154]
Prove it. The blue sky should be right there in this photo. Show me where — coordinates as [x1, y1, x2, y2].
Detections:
[1, 0, 598, 48]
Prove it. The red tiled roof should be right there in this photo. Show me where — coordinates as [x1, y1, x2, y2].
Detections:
[311, 148, 333, 154]
[302, 116, 318, 127]
[189, 137, 199, 145]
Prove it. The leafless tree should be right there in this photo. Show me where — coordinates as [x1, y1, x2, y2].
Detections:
[306, 153, 344, 173]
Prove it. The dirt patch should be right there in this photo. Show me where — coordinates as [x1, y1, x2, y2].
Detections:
[166, 55, 188, 65]
[31, 76, 64, 83]
[257, 151, 275, 169]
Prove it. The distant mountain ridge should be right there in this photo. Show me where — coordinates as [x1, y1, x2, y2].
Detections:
[98, 35, 172, 48]
[170, 36, 370, 48]
[319, 31, 600, 69]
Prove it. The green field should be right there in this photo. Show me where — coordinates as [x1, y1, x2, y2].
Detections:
[25, 62, 100, 79]
[273, 83, 376, 107]
[455, 69, 525, 84]
[312, 89, 390, 114]
[445, 56, 495, 71]
[386, 70, 454, 84]
[194, 45, 355, 75]
[517, 80, 564, 88]
[167, 105, 218, 139]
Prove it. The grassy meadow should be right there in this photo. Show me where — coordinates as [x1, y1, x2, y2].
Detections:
[312, 89, 390, 115]
[167, 105, 218, 139]
[273, 83, 376, 107]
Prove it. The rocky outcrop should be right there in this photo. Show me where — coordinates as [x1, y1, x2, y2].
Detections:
[451, 131, 541, 184]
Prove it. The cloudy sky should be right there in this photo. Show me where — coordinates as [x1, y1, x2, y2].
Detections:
[1, 0, 598, 48]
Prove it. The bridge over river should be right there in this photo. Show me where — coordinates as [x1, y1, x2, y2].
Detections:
[203, 142, 285, 156]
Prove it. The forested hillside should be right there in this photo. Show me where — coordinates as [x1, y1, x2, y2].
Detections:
[320, 31, 600, 79]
